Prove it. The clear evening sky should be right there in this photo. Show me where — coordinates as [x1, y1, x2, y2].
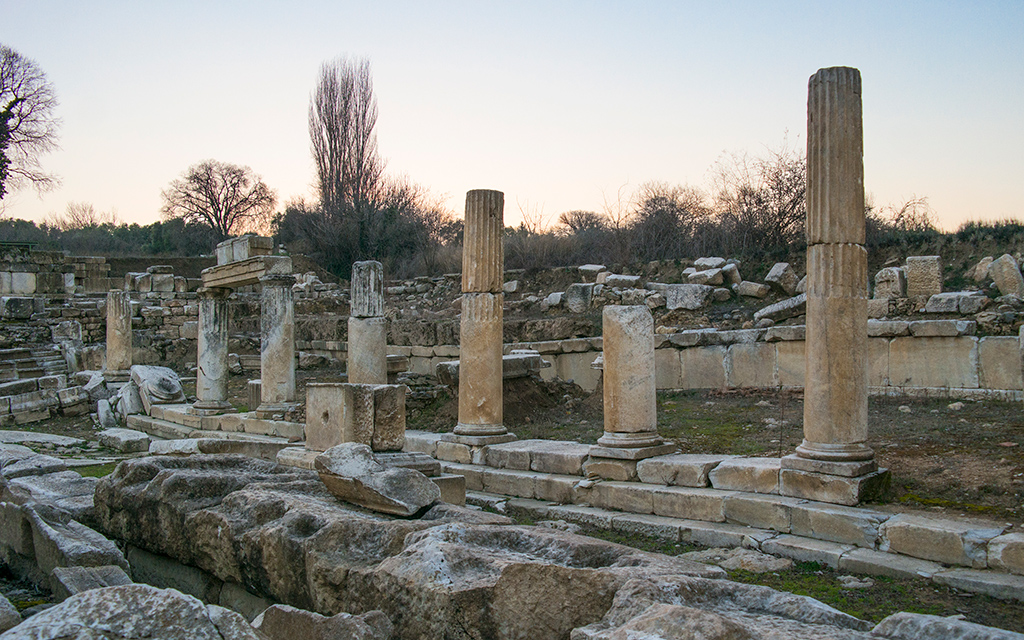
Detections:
[1, 1, 1022, 231]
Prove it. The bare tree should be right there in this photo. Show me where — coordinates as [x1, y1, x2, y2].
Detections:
[309, 57, 383, 216]
[161, 160, 276, 242]
[557, 210, 606, 234]
[0, 45, 60, 198]
[44, 201, 119, 230]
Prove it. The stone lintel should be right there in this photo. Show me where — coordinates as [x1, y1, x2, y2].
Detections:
[781, 454, 877, 477]
[200, 255, 293, 289]
[588, 443, 677, 461]
[780, 467, 890, 506]
[440, 432, 517, 446]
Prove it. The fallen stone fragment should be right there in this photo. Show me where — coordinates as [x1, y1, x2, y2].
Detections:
[0, 595, 18, 633]
[315, 443, 440, 516]
[988, 254, 1024, 297]
[50, 565, 133, 602]
[0, 583, 262, 640]
[130, 364, 186, 413]
[871, 611, 1024, 640]
[98, 428, 150, 453]
[252, 604, 393, 640]
[753, 293, 807, 322]
[765, 262, 799, 296]
[0, 447, 66, 479]
[679, 547, 793, 573]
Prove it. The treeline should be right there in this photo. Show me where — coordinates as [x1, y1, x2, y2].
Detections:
[0, 216, 216, 256]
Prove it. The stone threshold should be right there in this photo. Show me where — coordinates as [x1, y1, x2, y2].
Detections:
[470, 492, 1024, 603]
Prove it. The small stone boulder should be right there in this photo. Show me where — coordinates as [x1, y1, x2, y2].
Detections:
[988, 254, 1024, 297]
[664, 284, 714, 310]
[873, 267, 907, 299]
[98, 428, 151, 453]
[563, 283, 594, 313]
[315, 443, 440, 516]
[765, 262, 799, 296]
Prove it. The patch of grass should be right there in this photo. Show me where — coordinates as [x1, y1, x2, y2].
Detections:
[897, 492, 1000, 514]
[75, 462, 119, 478]
[656, 391, 775, 455]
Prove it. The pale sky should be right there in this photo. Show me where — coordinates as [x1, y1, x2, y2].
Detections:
[1, 1, 1022, 232]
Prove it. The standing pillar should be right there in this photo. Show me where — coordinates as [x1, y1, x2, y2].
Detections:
[190, 287, 233, 415]
[255, 274, 297, 419]
[584, 305, 674, 481]
[445, 189, 514, 444]
[780, 66, 889, 505]
[348, 260, 387, 385]
[103, 290, 132, 382]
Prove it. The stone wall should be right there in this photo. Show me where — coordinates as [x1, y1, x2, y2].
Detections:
[0, 247, 74, 295]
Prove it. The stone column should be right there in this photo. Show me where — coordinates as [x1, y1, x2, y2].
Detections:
[190, 287, 233, 415]
[256, 274, 296, 419]
[445, 189, 514, 444]
[348, 260, 387, 385]
[585, 305, 674, 480]
[103, 290, 132, 382]
[781, 66, 888, 505]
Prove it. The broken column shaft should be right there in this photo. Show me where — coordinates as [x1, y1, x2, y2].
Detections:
[256, 274, 296, 418]
[104, 290, 132, 381]
[348, 260, 387, 385]
[191, 287, 232, 415]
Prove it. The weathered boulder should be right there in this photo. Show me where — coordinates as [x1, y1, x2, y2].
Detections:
[988, 254, 1024, 297]
[573, 575, 873, 639]
[98, 428, 151, 453]
[765, 262, 799, 296]
[252, 605, 392, 640]
[0, 583, 262, 640]
[873, 267, 906, 299]
[112, 381, 146, 418]
[665, 284, 715, 310]
[563, 283, 595, 313]
[735, 281, 770, 299]
[315, 444, 440, 516]
[871, 611, 1024, 640]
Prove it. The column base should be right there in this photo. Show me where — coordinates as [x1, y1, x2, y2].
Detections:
[781, 453, 876, 477]
[188, 400, 236, 417]
[441, 432, 517, 446]
[102, 370, 130, 383]
[255, 402, 300, 421]
[452, 422, 513, 440]
[795, 440, 875, 462]
[596, 431, 666, 449]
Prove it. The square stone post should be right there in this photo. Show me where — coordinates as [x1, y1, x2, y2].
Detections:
[190, 287, 234, 415]
[585, 305, 674, 481]
[780, 66, 889, 505]
[443, 189, 515, 445]
[348, 260, 387, 385]
[255, 274, 297, 419]
[103, 290, 132, 382]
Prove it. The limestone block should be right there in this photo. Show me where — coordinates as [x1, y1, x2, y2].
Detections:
[589, 481, 655, 514]
[151, 273, 175, 292]
[721, 263, 742, 286]
[462, 189, 504, 293]
[605, 274, 641, 288]
[581, 458, 637, 482]
[909, 319, 976, 337]
[0, 296, 34, 319]
[350, 260, 384, 318]
[790, 502, 888, 548]
[679, 345, 727, 389]
[372, 384, 406, 452]
[563, 283, 594, 313]
[987, 532, 1024, 575]
[435, 440, 472, 464]
[866, 298, 889, 318]
[979, 336, 1023, 390]
[611, 513, 685, 542]
[637, 454, 735, 487]
[480, 468, 541, 499]
[654, 347, 682, 390]
[126, 545, 223, 603]
[873, 611, 1024, 640]
[764, 325, 805, 342]
[723, 493, 804, 532]
[664, 284, 714, 310]
[776, 341, 805, 387]
[315, 443, 440, 516]
[651, 486, 727, 522]
[402, 430, 441, 457]
[888, 336, 978, 389]
[727, 342, 777, 388]
[735, 281, 769, 298]
[11, 271, 36, 294]
[867, 320, 909, 337]
[779, 468, 890, 506]
[838, 547, 943, 580]
[923, 292, 959, 313]
[98, 428, 150, 453]
[932, 569, 1024, 602]
[753, 294, 806, 323]
[26, 504, 129, 577]
[761, 535, 853, 569]
[687, 268, 723, 286]
[879, 514, 1005, 568]
[682, 520, 776, 549]
[873, 267, 906, 299]
[694, 257, 726, 269]
[50, 565, 133, 603]
[252, 604, 393, 640]
[765, 263, 798, 296]
[304, 383, 374, 451]
[988, 254, 1024, 297]
[708, 458, 780, 494]
[905, 256, 942, 297]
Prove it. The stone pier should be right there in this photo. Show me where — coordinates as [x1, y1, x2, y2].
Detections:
[255, 274, 297, 419]
[190, 287, 233, 415]
[103, 290, 132, 382]
[780, 66, 889, 505]
[446, 189, 515, 445]
[585, 305, 674, 480]
[347, 260, 386, 385]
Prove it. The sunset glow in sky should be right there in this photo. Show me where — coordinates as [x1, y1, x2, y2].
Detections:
[2, 1, 1022, 231]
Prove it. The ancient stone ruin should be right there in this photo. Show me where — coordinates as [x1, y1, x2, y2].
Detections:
[1, 68, 1024, 639]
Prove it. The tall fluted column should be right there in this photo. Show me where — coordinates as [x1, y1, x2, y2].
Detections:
[348, 260, 387, 385]
[191, 287, 233, 415]
[256, 274, 296, 419]
[104, 290, 132, 382]
[446, 189, 514, 444]
[781, 66, 888, 505]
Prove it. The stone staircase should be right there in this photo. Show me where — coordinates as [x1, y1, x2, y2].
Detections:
[0, 346, 79, 426]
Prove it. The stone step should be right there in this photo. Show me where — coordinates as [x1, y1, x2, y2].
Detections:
[468, 491, 1024, 602]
